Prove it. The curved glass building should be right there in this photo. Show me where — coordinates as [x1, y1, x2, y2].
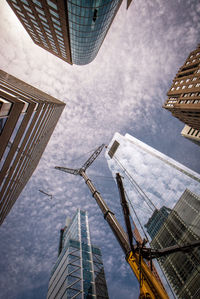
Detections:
[68, 0, 122, 65]
[6, 0, 132, 65]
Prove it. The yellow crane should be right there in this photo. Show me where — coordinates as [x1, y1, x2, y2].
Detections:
[55, 144, 200, 299]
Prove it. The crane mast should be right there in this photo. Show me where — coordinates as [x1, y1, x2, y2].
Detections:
[55, 144, 200, 299]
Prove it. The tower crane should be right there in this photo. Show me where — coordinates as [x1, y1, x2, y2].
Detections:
[55, 144, 200, 299]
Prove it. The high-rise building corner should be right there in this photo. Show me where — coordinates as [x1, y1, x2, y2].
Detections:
[6, 0, 133, 65]
[47, 209, 109, 299]
[0, 69, 65, 225]
[163, 44, 200, 131]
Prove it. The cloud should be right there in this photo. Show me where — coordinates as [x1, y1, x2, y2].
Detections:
[0, 0, 200, 298]
[106, 132, 200, 236]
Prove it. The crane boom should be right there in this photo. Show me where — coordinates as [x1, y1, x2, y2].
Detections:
[80, 170, 169, 299]
[55, 144, 200, 299]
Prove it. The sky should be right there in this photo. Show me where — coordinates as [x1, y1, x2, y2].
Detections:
[106, 132, 200, 234]
[0, 0, 200, 298]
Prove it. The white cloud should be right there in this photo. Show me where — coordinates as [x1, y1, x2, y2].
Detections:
[0, 0, 200, 298]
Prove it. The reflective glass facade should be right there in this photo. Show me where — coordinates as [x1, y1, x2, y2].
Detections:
[47, 209, 109, 299]
[106, 133, 200, 235]
[0, 69, 65, 225]
[147, 189, 200, 299]
[7, 0, 125, 65]
[67, 0, 122, 65]
[106, 133, 200, 298]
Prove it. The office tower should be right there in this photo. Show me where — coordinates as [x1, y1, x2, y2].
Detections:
[7, 0, 133, 65]
[163, 44, 200, 131]
[145, 189, 200, 299]
[0, 69, 65, 225]
[47, 209, 109, 299]
[144, 207, 171, 239]
[181, 125, 200, 146]
[132, 220, 166, 291]
[105, 133, 200, 234]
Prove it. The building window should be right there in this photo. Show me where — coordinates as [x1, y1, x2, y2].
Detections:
[55, 29, 62, 36]
[176, 87, 180, 90]
[20, 0, 29, 5]
[31, 19, 38, 25]
[35, 7, 45, 15]
[196, 83, 200, 87]
[51, 16, 60, 25]
[194, 100, 199, 104]
[180, 80, 184, 84]
[53, 23, 61, 31]
[47, 0, 57, 10]
[171, 87, 175, 91]
[13, 4, 21, 10]
[191, 93, 196, 96]
[17, 11, 25, 17]
[188, 84, 193, 88]
[182, 86, 186, 89]
[49, 9, 59, 18]
[23, 5, 32, 13]
[186, 79, 190, 83]
[38, 14, 47, 22]
[175, 81, 178, 85]
[27, 13, 36, 19]
[192, 77, 197, 81]
[32, 0, 42, 7]
[42, 21, 49, 28]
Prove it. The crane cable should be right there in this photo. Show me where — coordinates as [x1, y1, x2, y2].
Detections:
[113, 154, 200, 282]
[124, 189, 149, 243]
[113, 155, 156, 212]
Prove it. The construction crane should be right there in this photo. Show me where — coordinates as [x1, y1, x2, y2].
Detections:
[55, 144, 200, 299]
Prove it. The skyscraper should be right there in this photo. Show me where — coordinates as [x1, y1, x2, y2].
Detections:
[0, 69, 65, 225]
[105, 133, 200, 235]
[181, 124, 200, 146]
[144, 206, 171, 240]
[163, 44, 200, 131]
[47, 209, 109, 299]
[7, 0, 133, 65]
[145, 189, 200, 299]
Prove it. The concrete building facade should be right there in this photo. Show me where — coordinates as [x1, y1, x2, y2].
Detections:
[47, 209, 109, 299]
[0, 69, 65, 225]
[163, 44, 200, 131]
[181, 124, 200, 146]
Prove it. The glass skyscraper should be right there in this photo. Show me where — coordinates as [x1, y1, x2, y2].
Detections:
[105, 133, 200, 237]
[7, 0, 132, 65]
[145, 189, 200, 299]
[47, 209, 109, 299]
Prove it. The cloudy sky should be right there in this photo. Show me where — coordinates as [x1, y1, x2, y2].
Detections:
[106, 132, 200, 234]
[0, 0, 200, 298]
